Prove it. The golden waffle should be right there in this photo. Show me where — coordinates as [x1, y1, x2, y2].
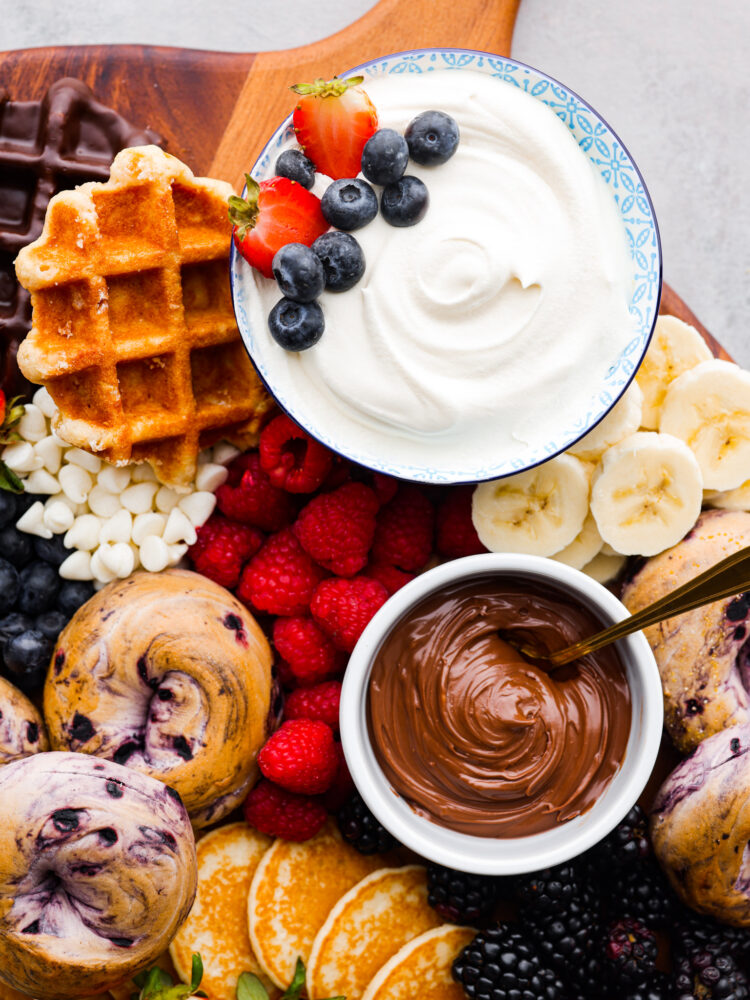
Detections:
[15, 145, 272, 487]
[361, 925, 475, 1000]
[306, 865, 442, 1000]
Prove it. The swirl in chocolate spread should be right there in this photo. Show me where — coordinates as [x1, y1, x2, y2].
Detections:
[367, 577, 631, 837]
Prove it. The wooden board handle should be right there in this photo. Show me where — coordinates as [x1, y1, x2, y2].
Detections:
[210, 0, 521, 185]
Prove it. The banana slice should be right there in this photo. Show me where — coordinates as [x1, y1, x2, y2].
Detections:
[568, 381, 643, 461]
[553, 512, 603, 570]
[582, 550, 627, 585]
[590, 431, 703, 556]
[659, 359, 750, 491]
[472, 454, 589, 557]
[704, 480, 750, 512]
[636, 315, 712, 429]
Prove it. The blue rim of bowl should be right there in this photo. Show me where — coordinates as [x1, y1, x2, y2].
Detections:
[229, 46, 663, 485]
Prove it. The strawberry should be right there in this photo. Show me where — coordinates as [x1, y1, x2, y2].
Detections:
[291, 76, 378, 181]
[229, 174, 328, 278]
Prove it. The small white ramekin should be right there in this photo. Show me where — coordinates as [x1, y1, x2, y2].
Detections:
[340, 553, 663, 875]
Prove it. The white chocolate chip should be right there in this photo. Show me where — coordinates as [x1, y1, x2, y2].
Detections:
[178, 491, 216, 528]
[98, 541, 135, 579]
[139, 535, 169, 572]
[59, 550, 94, 581]
[167, 542, 189, 564]
[24, 468, 61, 495]
[64, 514, 102, 551]
[16, 501, 52, 539]
[42, 499, 74, 533]
[155, 485, 180, 513]
[212, 442, 241, 465]
[195, 463, 228, 493]
[18, 404, 47, 443]
[163, 507, 197, 546]
[3, 442, 42, 473]
[97, 464, 132, 493]
[65, 448, 102, 474]
[50, 493, 78, 514]
[132, 512, 167, 546]
[34, 436, 63, 475]
[131, 463, 158, 484]
[90, 547, 118, 583]
[32, 387, 57, 419]
[88, 485, 122, 518]
[58, 464, 93, 504]
[120, 482, 158, 514]
[99, 508, 133, 545]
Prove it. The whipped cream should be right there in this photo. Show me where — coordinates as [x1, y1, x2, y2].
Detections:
[240, 70, 637, 477]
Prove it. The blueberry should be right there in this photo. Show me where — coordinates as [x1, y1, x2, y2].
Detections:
[268, 299, 325, 352]
[361, 129, 409, 186]
[35, 609, 68, 642]
[34, 533, 68, 568]
[312, 232, 366, 292]
[0, 491, 18, 529]
[18, 561, 60, 615]
[405, 110, 460, 165]
[272, 243, 326, 303]
[0, 525, 34, 568]
[0, 558, 20, 615]
[16, 493, 44, 515]
[321, 179, 378, 231]
[380, 176, 429, 228]
[275, 149, 316, 190]
[57, 580, 95, 617]
[0, 612, 34, 661]
[3, 629, 53, 694]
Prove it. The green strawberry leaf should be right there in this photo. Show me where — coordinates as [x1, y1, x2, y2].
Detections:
[190, 954, 204, 993]
[0, 463, 24, 494]
[236, 972, 269, 1000]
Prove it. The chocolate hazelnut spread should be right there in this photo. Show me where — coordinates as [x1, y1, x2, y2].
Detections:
[367, 576, 631, 837]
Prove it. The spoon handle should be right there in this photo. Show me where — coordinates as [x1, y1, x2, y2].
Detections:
[548, 544, 750, 667]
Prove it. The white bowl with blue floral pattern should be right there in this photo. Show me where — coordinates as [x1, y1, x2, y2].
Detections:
[230, 48, 662, 484]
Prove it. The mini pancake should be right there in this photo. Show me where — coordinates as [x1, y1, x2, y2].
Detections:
[248, 819, 384, 989]
[361, 925, 476, 1000]
[306, 865, 442, 1000]
[170, 823, 275, 1000]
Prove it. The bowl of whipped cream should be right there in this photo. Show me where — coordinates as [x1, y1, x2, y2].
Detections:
[231, 48, 662, 483]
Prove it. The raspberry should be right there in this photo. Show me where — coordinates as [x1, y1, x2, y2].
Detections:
[215, 452, 295, 531]
[323, 742, 355, 812]
[260, 414, 333, 493]
[311, 576, 389, 652]
[258, 718, 338, 795]
[372, 472, 398, 506]
[237, 528, 326, 616]
[285, 680, 341, 730]
[273, 616, 341, 686]
[320, 454, 352, 491]
[188, 515, 264, 589]
[435, 486, 486, 559]
[371, 485, 434, 572]
[293, 482, 379, 576]
[365, 562, 415, 595]
[244, 779, 327, 841]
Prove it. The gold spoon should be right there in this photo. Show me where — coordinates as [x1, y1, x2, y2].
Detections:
[515, 544, 750, 670]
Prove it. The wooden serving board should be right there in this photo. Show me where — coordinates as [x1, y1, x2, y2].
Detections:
[0, 0, 732, 362]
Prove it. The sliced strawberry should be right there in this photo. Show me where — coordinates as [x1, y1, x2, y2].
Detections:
[291, 76, 378, 181]
[229, 174, 328, 278]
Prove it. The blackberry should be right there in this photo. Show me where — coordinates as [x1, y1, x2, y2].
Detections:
[605, 861, 675, 928]
[599, 918, 657, 992]
[673, 911, 750, 974]
[337, 792, 398, 855]
[426, 864, 496, 926]
[623, 971, 669, 1000]
[452, 924, 565, 1000]
[514, 864, 583, 919]
[593, 805, 651, 869]
[672, 946, 749, 999]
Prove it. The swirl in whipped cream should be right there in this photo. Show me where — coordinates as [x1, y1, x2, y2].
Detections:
[367, 578, 631, 837]
[245, 70, 637, 473]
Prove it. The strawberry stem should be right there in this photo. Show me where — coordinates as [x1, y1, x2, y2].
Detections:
[290, 75, 365, 98]
[228, 174, 261, 236]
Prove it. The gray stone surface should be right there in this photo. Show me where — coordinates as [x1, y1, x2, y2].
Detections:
[2, 0, 748, 365]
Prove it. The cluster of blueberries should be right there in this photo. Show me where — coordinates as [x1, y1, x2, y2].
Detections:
[0, 491, 94, 694]
[269, 110, 460, 351]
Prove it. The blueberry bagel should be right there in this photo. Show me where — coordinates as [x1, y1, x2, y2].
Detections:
[0, 751, 197, 998]
[44, 569, 274, 827]
[651, 725, 750, 925]
[0, 675, 47, 764]
[621, 508, 750, 754]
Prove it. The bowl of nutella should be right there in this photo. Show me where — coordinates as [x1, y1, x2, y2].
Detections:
[231, 48, 661, 484]
[339, 553, 662, 875]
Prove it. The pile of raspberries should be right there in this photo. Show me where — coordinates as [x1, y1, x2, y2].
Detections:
[188, 413, 486, 840]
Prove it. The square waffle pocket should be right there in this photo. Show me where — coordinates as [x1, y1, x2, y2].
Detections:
[15, 145, 272, 487]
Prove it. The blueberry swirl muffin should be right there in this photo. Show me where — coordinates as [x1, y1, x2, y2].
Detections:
[44, 569, 275, 827]
[0, 751, 197, 998]
[0, 675, 47, 765]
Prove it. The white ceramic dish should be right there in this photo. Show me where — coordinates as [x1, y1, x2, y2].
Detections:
[339, 553, 663, 875]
